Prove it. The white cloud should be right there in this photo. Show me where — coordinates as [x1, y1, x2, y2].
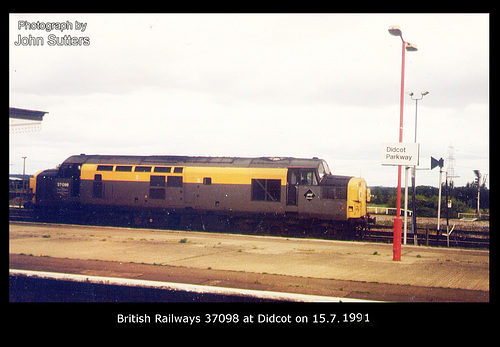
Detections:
[10, 13, 489, 188]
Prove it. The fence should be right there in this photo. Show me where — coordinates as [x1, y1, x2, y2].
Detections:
[367, 206, 412, 216]
[457, 213, 489, 221]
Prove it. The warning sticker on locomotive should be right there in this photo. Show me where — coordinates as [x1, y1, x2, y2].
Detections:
[304, 189, 316, 201]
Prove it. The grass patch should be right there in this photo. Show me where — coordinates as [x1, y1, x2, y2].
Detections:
[179, 238, 188, 243]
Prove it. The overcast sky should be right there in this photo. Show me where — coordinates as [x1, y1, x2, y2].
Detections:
[9, 13, 489, 188]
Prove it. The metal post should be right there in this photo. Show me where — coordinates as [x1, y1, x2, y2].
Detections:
[411, 167, 418, 245]
[21, 156, 27, 209]
[393, 36, 406, 262]
[389, 26, 417, 260]
[473, 170, 482, 218]
[436, 167, 443, 246]
[408, 91, 428, 246]
[412, 98, 419, 246]
[404, 166, 409, 245]
[477, 183, 481, 218]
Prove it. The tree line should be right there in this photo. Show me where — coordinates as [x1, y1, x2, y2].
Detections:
[369, 181, 489, 218]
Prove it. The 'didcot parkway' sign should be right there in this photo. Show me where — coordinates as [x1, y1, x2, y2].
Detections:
[381, 143, 420, 166]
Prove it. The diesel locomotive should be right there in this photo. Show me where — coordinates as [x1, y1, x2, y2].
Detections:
[29, 154, 375, 237]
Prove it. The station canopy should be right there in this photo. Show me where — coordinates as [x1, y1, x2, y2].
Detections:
[9, 107, 48, 133]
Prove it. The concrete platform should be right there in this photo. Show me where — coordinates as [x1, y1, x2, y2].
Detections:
[10, 269, 375, 302]
[9, 222, 489, 301]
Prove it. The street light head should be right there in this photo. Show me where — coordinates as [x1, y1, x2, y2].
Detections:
[406, 42, 418, 52]
[406, 92, 414, 97]
[388, 25, 402, 37]
[421, 91, 429, 96]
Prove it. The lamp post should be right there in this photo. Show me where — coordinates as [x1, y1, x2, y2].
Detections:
[388, 25, 418, 261]
[407, 91, 429, 246]
[21, 156, 27, 208]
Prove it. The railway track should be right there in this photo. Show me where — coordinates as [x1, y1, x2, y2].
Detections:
[9, 207, 34, 222]
[365, 224, 489, 249]
[9, 207, 489, 249]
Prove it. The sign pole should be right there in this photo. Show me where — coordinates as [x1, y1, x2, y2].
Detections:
[380, 142, 420, 260]
[393, 45, 405, 261]
[388, 25, 418, 261]
[404, 166, 409, 245]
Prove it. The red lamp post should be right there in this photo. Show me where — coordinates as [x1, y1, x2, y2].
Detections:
[388, 26, 418, 261]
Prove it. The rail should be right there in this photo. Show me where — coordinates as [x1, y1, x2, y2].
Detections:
[10, 207, 487, 249]
[367, 224, 489, 249]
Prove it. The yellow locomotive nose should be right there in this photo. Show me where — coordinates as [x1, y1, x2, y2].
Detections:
[346, 177, 368, 220]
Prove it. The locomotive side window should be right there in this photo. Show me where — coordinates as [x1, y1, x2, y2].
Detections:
[149, 175, 165, 187]
[135, 166, 152, 172]
[116, 166, 132, 172]
[252, 179, 281, 202]
[150, 175, 165, 187]
[150, 176, 166, 199]
[322, 187, 347, 200]
[97, 165, 113, 171]
[167, 176, 183, 187]
[203, 177, 212, 185]
[173, 167, 183, 173]
[323, 187, 335, 200]
[154, 167, 171, 173]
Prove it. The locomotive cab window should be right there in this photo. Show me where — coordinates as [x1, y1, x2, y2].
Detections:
[58, 163, 81, 178]
[318, 161, 331, 180]
[288, 168, 318, 185]
[300, 169, 318, 185]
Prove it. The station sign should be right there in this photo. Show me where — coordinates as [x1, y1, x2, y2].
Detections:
[381, 143, 420, 166]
